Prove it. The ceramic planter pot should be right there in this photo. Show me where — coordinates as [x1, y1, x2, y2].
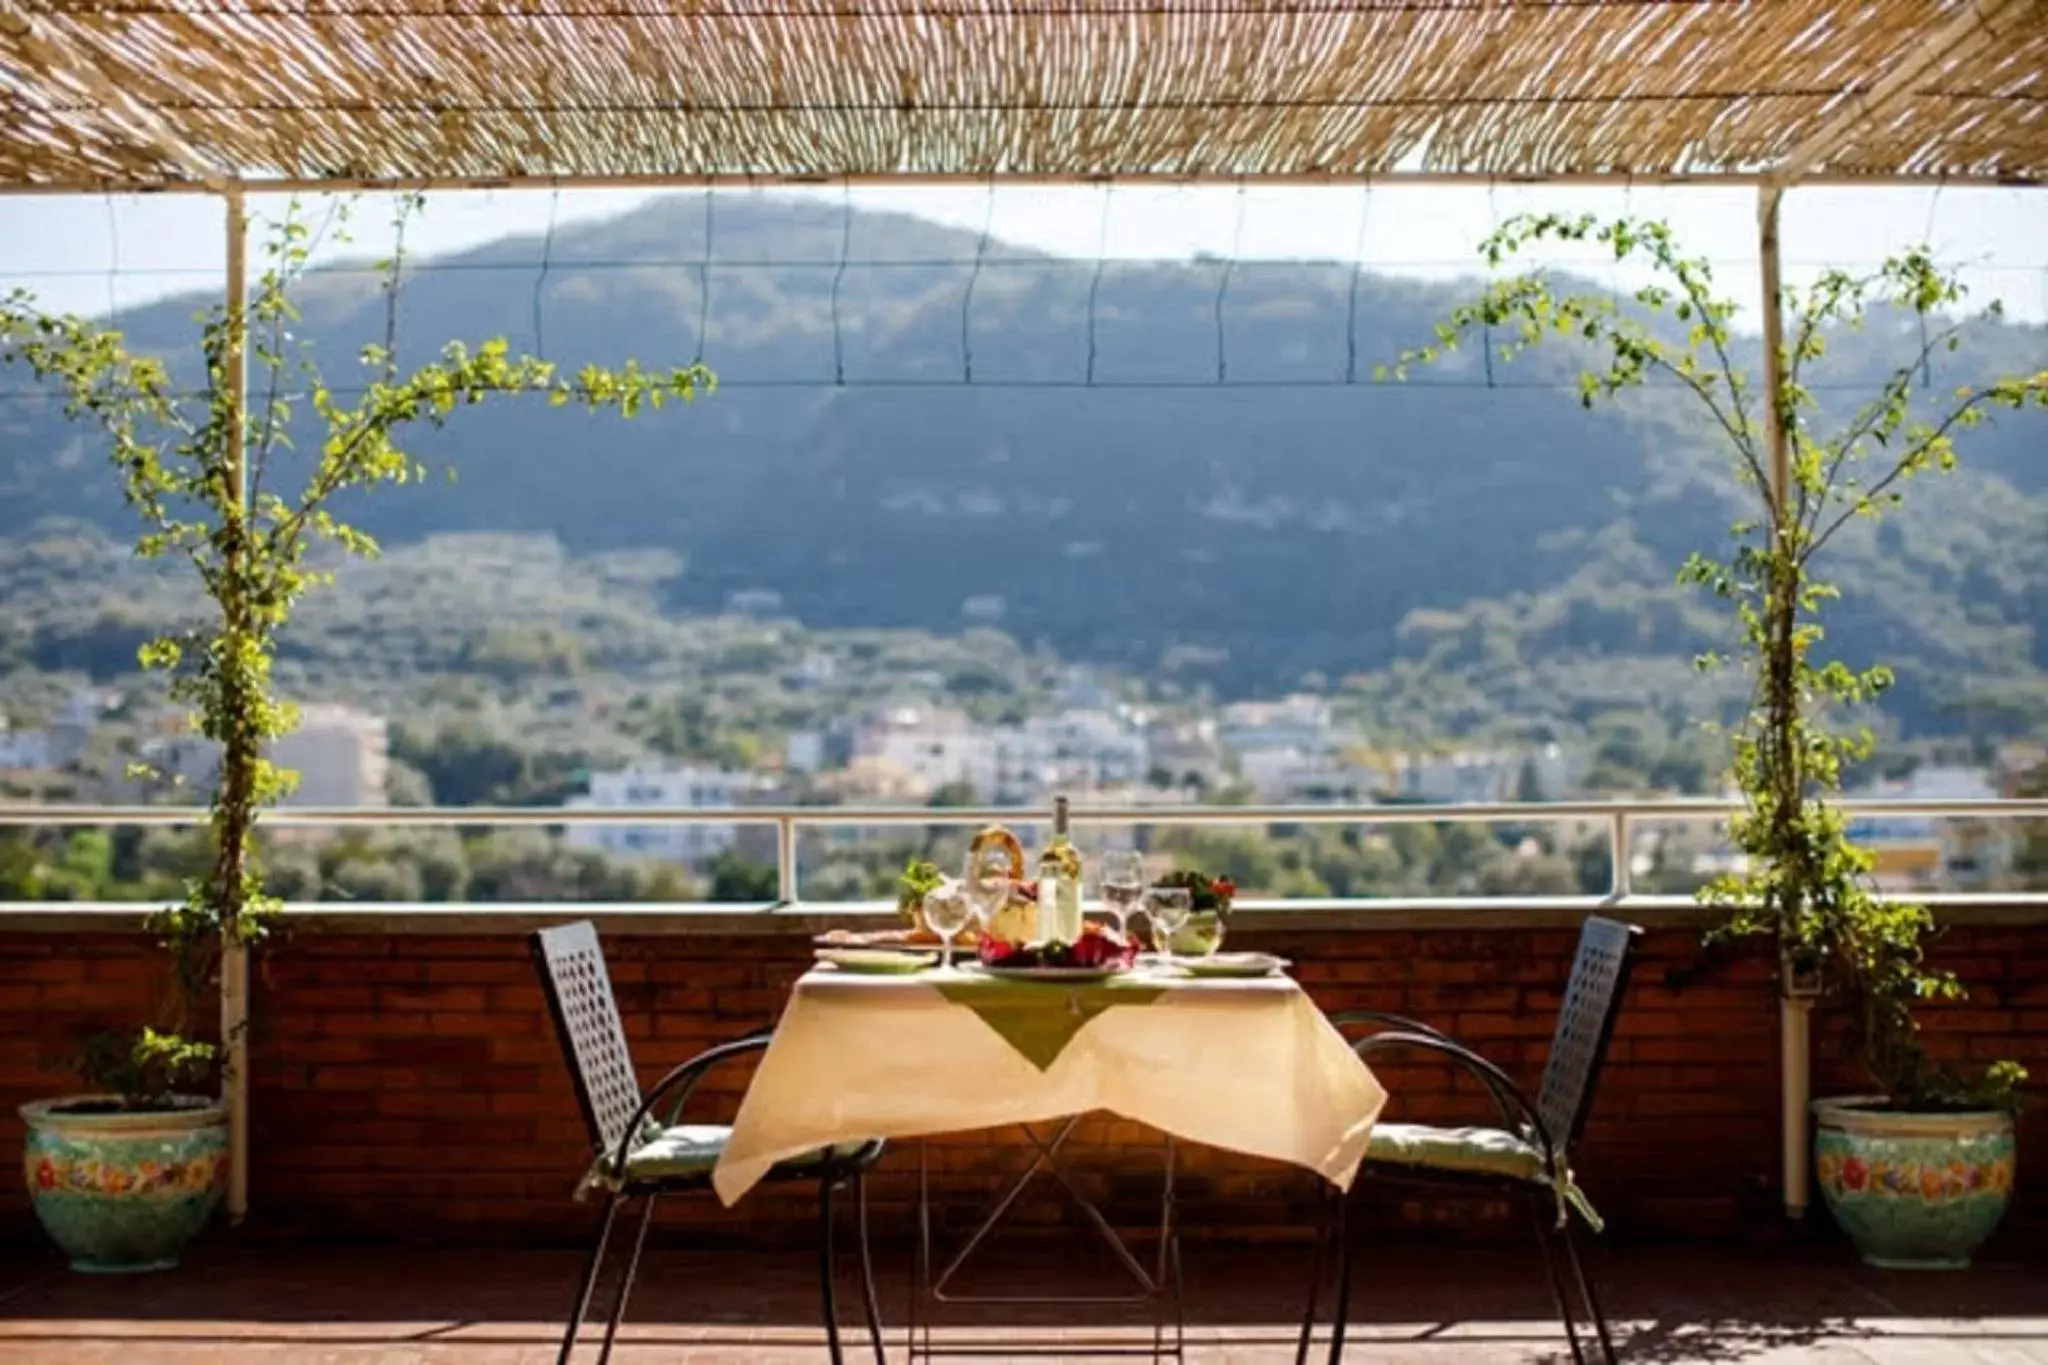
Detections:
[1169, 911, 1226, 957]
[20, 1095, 229, 1273]
[1812, 1095, 2016, 1270]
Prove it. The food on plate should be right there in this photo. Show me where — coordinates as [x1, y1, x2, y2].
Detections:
[978, 922, 1138, 971]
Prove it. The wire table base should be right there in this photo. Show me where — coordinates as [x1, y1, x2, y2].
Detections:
[904, 1118, 1185, 1361]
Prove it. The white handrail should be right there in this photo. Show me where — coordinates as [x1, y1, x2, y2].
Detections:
[1, 796, 2042, 907]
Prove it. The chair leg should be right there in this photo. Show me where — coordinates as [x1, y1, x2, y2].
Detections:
[557, 1191, 623, 1365]
[819, 1175, 846, 1365]
[1529, 1198, 1587, 1365]
[1323, 1192, 1352, 1365]
[1294, 1190, 1332, 1365]
[854, 1169, 887, 1365]
[1559, 1216, 1618, 1365]
[596, 1193, 658, 1365]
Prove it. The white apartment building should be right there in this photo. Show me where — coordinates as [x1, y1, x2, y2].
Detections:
[1219, 694, 1334, 755]
[1005, 710, 1149, 798]
[851, 708, 999, 799]
[272, 704, 389, 807]
[846, 706, 1147, 804]
[565, 767, 769, 866]
[1386, 745, 1582, 804]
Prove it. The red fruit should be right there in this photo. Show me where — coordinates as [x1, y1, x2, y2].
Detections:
[1071, 934, 1111, 968]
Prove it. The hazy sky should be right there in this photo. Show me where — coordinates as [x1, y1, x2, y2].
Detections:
[2, 183, 2044, 328]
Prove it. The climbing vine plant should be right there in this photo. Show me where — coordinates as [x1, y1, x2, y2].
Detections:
[1391, 213, 2043, 1111]
[0, 198, 711, 1105]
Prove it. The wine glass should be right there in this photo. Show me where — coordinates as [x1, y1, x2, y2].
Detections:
[1144, 886, 1193, 968]
[922, 882, 973, 972]
[962, 856, 1011, 958]
[1100, 849, 1145, 939]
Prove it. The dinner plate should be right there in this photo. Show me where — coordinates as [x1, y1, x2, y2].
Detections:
[815, 947, 938, 974]
[978, 965, 1128, 984]
[1176, 952, 1290, 979]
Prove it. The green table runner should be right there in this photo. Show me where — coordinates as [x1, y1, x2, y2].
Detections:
[933, 974, 1166, 1071]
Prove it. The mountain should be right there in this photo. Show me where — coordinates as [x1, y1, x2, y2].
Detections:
[1, 194, 2044, 737]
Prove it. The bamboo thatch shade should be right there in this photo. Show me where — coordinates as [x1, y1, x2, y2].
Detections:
[1, 0, 2044, 191]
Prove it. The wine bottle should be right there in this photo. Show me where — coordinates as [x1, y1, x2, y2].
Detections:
[1036, 795, 1084, 944]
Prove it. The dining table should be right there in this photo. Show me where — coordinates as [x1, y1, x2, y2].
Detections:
[712, 955, 1386, 1360]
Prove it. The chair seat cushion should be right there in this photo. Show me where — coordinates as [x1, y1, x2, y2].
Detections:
[581, 1125, 875, 1194]
[1365, 1123, 1549, 1182]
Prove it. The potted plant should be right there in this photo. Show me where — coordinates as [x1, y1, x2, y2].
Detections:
[21, 1030, 226, 1273]
[2, 197, 708, 1271]
[1397, 214, 2042, 1267]
[1156, 869, 1236, 957]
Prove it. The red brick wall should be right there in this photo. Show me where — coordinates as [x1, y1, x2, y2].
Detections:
[4, 918, 2043, 1251]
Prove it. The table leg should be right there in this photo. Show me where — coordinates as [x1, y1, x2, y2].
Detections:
[909, 1121, 1185, 1359]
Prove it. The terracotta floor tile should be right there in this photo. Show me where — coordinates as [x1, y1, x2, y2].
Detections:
[2, 1241, 2044, 1363]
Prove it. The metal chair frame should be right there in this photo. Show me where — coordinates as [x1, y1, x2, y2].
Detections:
[1297, 917, 1640, 1365]
[531, 921, 887, 1365]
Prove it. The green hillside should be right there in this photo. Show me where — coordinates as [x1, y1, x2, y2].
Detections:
[1, 193, 2043, 737]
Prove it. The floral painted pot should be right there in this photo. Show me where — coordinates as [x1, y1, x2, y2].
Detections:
[21, 1095, 228, 1273]
[1169, 912, 1225, 957]
[1812, 1095, 2016, 1270]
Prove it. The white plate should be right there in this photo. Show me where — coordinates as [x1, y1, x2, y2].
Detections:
[979, 965, 1128, 984]
[1176, 952, 1290, 979]
[815, 947, 938, 975]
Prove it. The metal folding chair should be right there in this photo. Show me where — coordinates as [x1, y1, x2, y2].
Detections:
[531, 920, 887, 1364]
[1298, 915, 1640, 1365]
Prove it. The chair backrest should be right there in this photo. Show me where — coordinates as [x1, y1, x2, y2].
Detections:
[1535, 916, 1639, 1153]
[531, 921, 642, 1158]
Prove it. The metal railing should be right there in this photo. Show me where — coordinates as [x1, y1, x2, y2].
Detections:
[3, 795, 2045, 913]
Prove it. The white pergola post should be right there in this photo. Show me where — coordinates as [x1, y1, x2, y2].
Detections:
[219, 186, 251, 1227]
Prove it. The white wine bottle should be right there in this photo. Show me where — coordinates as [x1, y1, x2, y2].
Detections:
[1036, 794, 1084, 944]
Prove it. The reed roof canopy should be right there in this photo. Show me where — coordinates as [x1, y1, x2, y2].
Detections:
[0, 0, 2044, 193]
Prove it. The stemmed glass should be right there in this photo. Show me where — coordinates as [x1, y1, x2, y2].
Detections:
[922, 882, 973, 972]
[962, 852, 1012, 965]
[1144, 886, 1193, 969]
[1099, 849, 1145, 940]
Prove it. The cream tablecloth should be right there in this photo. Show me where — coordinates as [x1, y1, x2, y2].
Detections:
[712, 965, 1385, 1205]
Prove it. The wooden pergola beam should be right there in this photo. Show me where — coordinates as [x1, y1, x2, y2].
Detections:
[1770, 0, 2041, 188]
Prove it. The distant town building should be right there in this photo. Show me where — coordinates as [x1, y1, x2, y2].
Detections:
[1143, 719, 1225, 793]
[787, 651, 838, 690]
[811, 756, 930, 806]
[132, 731, 221, 794]
[852, 707, 998, 799]
[846, 705, 1150, 804]
[0, 717, 54, 771]
[1849, 766, 2012, 891]
[1013, 710, 1149, 795]
[272, 704, 389, 807]
[785, 730, 828, 775]
[564, 767, 770, 867]
[1219, 695, 1333, 756]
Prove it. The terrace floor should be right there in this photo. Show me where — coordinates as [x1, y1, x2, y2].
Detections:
[2, 1240, 2046, 1364]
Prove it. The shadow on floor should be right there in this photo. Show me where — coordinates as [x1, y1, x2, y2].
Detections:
[2, 1239, 2045, 1363]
